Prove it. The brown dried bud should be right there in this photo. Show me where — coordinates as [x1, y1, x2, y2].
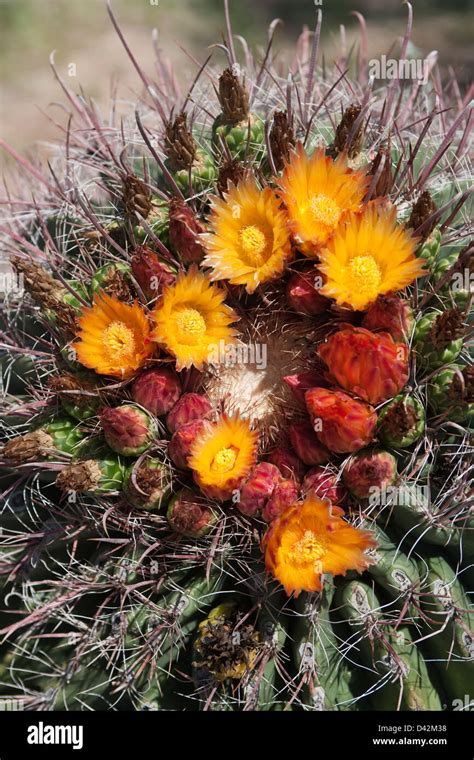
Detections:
[333, 104, 364, 159]
[50, 372, 85, 403]
[164, 112, 197, 171]
[269, 111, 296, 172]
[11, 257, 65, 306]
[122, 174, 152, 220]
[217, 158, 247, 195]
[368, 143, 393, 198]
[167, 488, 217, 537]
[49, 372, 98, 409]
[451, 241, 474, 277]
[218, 68, 249, 124]
[56, 460, 102, 493]
[406, 190, 437, 241]
[100, 267, 134, 302]
[1, 431, 53, 465]
[430, 308, 466, 350]
[49, 300, 79, 337]
[377, 396, 425, 448]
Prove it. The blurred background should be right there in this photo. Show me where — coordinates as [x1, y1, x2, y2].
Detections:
[0, 0, 472, 161]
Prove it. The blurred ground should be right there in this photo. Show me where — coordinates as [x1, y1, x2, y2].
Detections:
[0, 0, 472, 166]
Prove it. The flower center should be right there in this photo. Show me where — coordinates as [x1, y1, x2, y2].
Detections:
[347, 254, 382, 300]
[239, 225, 268, 267]
[175, 307, 207, 346]
[309, 194, 341, 229]
[102, 321, 136, 362]
[289, 529, 326, 566]
[210, 446, 239, 473]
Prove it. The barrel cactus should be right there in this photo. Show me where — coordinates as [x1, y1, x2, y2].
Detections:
[0, 2, 472, 713]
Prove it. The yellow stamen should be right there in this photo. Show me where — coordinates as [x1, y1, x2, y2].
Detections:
[174, 307, 207, 346]
[102, 321, 136, 362]
[309, 194, 341, 229]
[210, 446, 239, 473]
[289, 529, 326, 566]
[239, 225, 267, 267]
[347, 254, 382, 300]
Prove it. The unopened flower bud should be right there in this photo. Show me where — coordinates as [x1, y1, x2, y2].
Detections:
[236, 462, 281, 517]
[167, 393, 212, 433]
[262, 479, 299, 522]
[100, 405, 157, 456]
[167, 488, 217, 537]
[132, 367, 182, 417]
[267, 446, 305, 482]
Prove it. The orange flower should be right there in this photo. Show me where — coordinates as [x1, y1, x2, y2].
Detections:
[278, 144, 369, 256]
[188, 414, 258, 501]
[318, 326, 409, 405]
[74, 292, 152, 378]
[263, 492, 376, 596]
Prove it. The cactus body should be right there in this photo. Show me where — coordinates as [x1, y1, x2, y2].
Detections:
[0, 5, 472, 715]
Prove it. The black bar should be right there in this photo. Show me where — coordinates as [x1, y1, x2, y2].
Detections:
[0, 710, 471, 758]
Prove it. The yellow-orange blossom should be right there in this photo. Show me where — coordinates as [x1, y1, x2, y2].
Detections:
[151, 267, 238, 370]
[263, 493, 376, 596]
[74, 292, 152, 378]
[203, 176, 293, 293]
[278, 144, 369, 255]
[318, 204, 424, 310]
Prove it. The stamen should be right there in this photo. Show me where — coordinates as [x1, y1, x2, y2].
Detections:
[347, 255, 382, 300]
[211, 446, 239, 473]
[103, 321, 136, 362]
[239, 225, 268, 266]
[309, 194, 341, 228]
[175, 307, 207, 346]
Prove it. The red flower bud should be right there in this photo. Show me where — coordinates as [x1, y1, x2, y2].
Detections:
[286, 266, 329, 316]
[168, 419, 211, 469]
[283, 370, 329, 406]
[343, 449, 397, 500]
[132, 367, 182, 416]
[262, 479, 299, 522]
[302, 466, 347, 504]
[236, 462, 281, 517]
[362, 293, 414, 343]
[167, 392, 212, 433]
[305, 387, 377, 454]
[131, 246, 176, 301]
[318, 326, 409, 405]
[288, 422, 330, 466]
[169, 198, 206, 264]
[267, 446, 305, 482]
[100, 404, 156, 456]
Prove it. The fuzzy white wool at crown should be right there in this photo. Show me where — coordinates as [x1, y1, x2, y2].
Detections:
[204, 315, 318, 443]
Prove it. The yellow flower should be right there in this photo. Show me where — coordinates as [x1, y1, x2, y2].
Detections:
[318, 204, 424, 311]
[151, 267, 238, 370]
[263, 493, 376, 597]
[203, 177, 293, 293]
[74, 292, 152, 378]
[188, 415, 258, 501]
[278, 144, 369, 255]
